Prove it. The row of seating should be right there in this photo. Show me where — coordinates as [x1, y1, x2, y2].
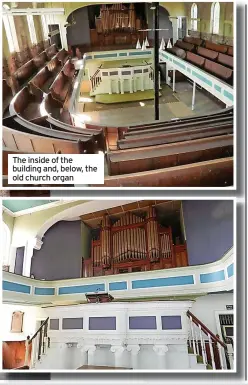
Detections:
[97, 108, 233, 187]
[3, 45, 106, 181]
[169, 38, 233, 83]
[183, 37, 233, 56]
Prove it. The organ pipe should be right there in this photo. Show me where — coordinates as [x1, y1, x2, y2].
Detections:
[147, 206, 160, 262]
[88, 207, 180, 275]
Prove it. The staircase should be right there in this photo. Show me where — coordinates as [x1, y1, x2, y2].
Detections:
[90, 65, 103, 93]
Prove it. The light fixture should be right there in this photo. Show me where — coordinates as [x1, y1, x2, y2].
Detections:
[139, 102, 145, 107]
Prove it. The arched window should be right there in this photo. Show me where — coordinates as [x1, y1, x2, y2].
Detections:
[191, 3, 198, 31]
[2, 222, 11, 267]
[211, 2, 220, 34]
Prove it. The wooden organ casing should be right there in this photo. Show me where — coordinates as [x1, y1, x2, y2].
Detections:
[89, 3, 148, 47]
[82, 208, 188, 278]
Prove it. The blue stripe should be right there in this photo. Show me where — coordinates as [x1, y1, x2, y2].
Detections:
[119, 53, 127, 57]
[3, 280, 31, 294]
[173, 59, 186, 70]
[59, 283, 105, 295]
[192, 71, 212, 86]
[94, 53, 117, 59]
[109, 281, 127, 291]
[132, 275, 194, 289]
[86, 55, 92, 60]
[214, 84, 222, 93]
[34, 287, 55, 295]
[227, 263, 234, 278]
[223, 90, 233, 101]
[129, 51, 152, 56]
[200, 270, 225, 283]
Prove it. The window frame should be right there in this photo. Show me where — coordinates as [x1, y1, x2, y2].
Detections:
[210, 2, 220, 35]
[191, 3, 198, 31]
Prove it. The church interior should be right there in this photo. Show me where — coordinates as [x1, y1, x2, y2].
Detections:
[2, 2, 234, 189]
[2, 199, 234, 370]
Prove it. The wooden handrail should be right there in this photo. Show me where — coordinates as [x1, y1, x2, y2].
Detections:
[91, 64, 103, 80]
[28, 317, 49, 344]
[187, 310, 226, 348]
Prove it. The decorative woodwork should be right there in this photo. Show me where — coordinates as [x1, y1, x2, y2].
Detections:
[86, 293, 114, 303]
[82, 208, 188, 278]
[90, 3, 147, 47]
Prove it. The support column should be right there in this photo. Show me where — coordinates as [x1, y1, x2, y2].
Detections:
[110, 346, 125, 368]
[120, 79, 124, 94]
[153, 345, 168, 369]
[23, 237, 43, 277]
[166, 65, 169, 85]
[141, 75, 144, 91]
[109, 79, 112, 94]
[192, 81, 196, 110]
[153, 2, 159, 120]
[173, 69, 176, 92]
[87, 345, 97, 366]
[130, 78, 133, 93]
[127, 345, 140, 369]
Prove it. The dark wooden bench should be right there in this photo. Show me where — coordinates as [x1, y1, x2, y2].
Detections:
[63, 59, 76, 78]
[3, 79, 13, 115]
[203, 59, 233, 81]
[175, 40, 195, 52]
[12, 86, 43, 121]
[51, 71, 72, 103]
[166, 47, 186, 59]
[227, 46, 233, 56]
[33, 50, 48, 69]
[186, 51, 205, 68]
[3, 125, 95, 154]
[197, 46, 219, 61]
[108, 135, 233, 176]
[45, 44, 58, 60]
[118, 124, 233, 149]
[205, 41, 228, 54]
[30, 66, 59, 94]
[217, 53, 233, 69]
[12, 59, 37, 90]
[95, 157, 233, 187]
[56, 48, 69, 64]
[183, 36, 203, 46]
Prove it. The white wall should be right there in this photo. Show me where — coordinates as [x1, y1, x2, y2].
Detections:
[191, 293, 233, 336]
[2, 304, 44, 342]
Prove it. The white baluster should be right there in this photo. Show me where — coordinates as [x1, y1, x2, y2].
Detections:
[199, 325, 207, 364]
[24, 337, 30, 366]
[190, 316, 197, 354]
[218, 343, 225, 369]
[208, 334, 216, 369]
[194, 324, 199, 355]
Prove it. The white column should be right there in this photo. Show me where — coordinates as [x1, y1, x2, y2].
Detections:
[166, 65, 169, 85]
[192, 81, 196, 110]
[110, 345, 125, 368]
[79, 345, 89, 367]
[130, 78, 133, 93]
[109, 79, 112, 95]
[87, 345, 97, 366]
[169, 17, 178, 45]
[23, 237, 43, 277]
[141, 75, 144, 91]
[153, 345, 168, 369]
[127, 345, 140, 369]
[226, 343, 234, 369]
[120, 79, 124, 94]
[173, 69, 176, 92]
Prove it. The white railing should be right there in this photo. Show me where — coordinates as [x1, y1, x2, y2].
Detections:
[187, 310, 231, 370]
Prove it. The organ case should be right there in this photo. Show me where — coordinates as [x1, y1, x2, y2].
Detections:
[82, 208, 188, 277]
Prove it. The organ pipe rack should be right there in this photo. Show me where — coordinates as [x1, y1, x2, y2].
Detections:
[83, 207, 188, 278]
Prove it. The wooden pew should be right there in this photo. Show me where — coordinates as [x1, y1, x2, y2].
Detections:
[227, 46, 233, 56]
[12, 86, 43, 121]
[124, 116, 233, 137]
[12, 59, 37, 90]
[51, 71, 72, 103]
[186, 51, 205, 68]
[203, 59, 233, 82]
[118, 124, 233, 149]
[128, 108, 233, 131]
[196, 46, 219, 61]
[63, 60, 76, 78]
[108, 135, 233, 176]
[166, 47, 186, 59]
[3, 80, 13, 115]
[205, 41, 228, 54]
[183, 36, 203, 46]
[33, 51, 48, 69]
[56, 48, 69, 64]
[96, 158, 233, 187]
[45, 44, 58, 60]
[217, 53, 233, 69]
[3, 125, 94, 154]
[30, 66, 59, 94]
[175, 40, 195, 51]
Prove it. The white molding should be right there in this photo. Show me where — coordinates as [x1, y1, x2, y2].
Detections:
[3, 8, 65, 16]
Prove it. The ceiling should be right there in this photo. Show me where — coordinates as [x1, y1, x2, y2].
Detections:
[81, 200, 181, 228]
[3, 200, 59, 214]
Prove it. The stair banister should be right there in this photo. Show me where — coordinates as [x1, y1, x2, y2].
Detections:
[187, 310, 228, 370]
[25, 317, 50, 368]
